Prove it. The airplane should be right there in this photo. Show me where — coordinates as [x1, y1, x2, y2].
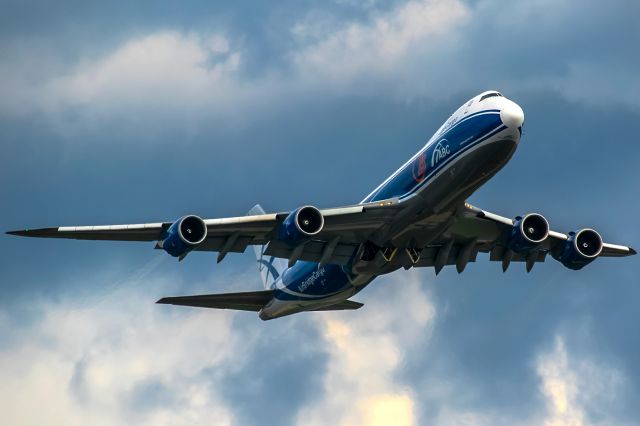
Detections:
[7, 90, 636, 320]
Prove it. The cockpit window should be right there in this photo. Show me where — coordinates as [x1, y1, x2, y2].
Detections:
[480, 92, 503, 101]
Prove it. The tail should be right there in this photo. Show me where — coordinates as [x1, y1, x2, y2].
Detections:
[248, 204, 288, 289]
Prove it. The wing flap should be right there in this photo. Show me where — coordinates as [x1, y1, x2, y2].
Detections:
[263, 240, 358, 266]
[487, 245, 547, 262]
[413, 245, 480, 268]
[156, 290, 274, 312]
[191, 236, 254, 253]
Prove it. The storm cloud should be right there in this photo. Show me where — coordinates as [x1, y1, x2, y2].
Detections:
[1, 0, 639, 424]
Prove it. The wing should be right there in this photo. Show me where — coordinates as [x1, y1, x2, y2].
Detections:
[409, 203, 635, 273]
[7, 200, 401, 266]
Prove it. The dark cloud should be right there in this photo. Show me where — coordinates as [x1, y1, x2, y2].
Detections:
[2, 0, 640, 424]
[0, 0, 401, 80]
[217, 316, 328, 426]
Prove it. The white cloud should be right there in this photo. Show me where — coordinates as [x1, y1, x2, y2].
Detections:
[0, 267, 438, 426]
[46, 32, 244, 113]
[296, 270, 436, 426]
[536, 335, 627, 426]
[0, 278, 238, 426]
[3, 0, 636, 131]
[0, 0, 471, 125]
[537, 336, 585, 426]
[0, 258, 633, 426]
[0, 32, 264, 126]
[290, 0, 470, 92]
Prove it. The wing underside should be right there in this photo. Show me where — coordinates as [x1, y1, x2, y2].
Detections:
[349, 203, 634, 274]
[7, 200, 401, 266]
[6, 199, 634, 272]
[414, 204, 636, 272]
[460, 205, 635, 255]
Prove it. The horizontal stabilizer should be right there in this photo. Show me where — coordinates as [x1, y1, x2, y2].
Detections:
[308, 300, 364, 311]
[157, 290, 273, 312]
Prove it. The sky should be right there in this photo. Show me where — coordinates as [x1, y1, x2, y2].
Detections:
[1, 0, 639, 425]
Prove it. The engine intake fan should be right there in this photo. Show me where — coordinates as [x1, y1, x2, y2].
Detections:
[507, 213, 549, 253]
[161, 215, 207, 258]
[278, 206, 324, 246]
[556, 228, 603, 270]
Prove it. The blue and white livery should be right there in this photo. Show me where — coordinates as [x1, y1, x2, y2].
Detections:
[8, 91, 636, 320]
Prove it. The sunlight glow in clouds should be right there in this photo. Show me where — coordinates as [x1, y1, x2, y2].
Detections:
[299, 273, 435, 426]
[537, 336, 585, 426]
[536, 335, 626, 426]
[0, 254, 630, 425]
[0, 270, 437, 426]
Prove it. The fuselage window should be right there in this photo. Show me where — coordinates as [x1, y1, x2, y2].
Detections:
[480, 92, 503, 101]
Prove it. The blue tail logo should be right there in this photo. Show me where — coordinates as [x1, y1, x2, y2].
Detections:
[248, 204, 288, 289]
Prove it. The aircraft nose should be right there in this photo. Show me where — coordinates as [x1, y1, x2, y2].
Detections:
[500, 100, 524, 129]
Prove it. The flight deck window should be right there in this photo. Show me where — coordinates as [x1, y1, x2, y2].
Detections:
[480, 92, 502, 101]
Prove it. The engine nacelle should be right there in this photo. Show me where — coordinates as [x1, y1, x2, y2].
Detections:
[161, 215, 207, 257]
[507, 213, 550, 253]
[278, 205, 324, 246]
[557, 228, 603, 270]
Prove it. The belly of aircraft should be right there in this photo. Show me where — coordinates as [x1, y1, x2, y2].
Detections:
[416, 137, 518, 212]
[374, 136, 518, 250]
[263, 134, 518, 319]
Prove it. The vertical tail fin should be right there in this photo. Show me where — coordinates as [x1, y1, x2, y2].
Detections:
[248, 204, 288, 289]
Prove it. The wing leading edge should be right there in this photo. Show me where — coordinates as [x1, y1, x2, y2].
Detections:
[7, 201, 401, 266]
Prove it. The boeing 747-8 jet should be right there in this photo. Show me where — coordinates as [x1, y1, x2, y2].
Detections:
[8, 91, 635, 320]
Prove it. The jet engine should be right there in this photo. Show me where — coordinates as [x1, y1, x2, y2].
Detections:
[556, 228, 603, 270]
[507, 213, 549, 253]
[278, 205, 324, 246]
[161, 215, 208, 257]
